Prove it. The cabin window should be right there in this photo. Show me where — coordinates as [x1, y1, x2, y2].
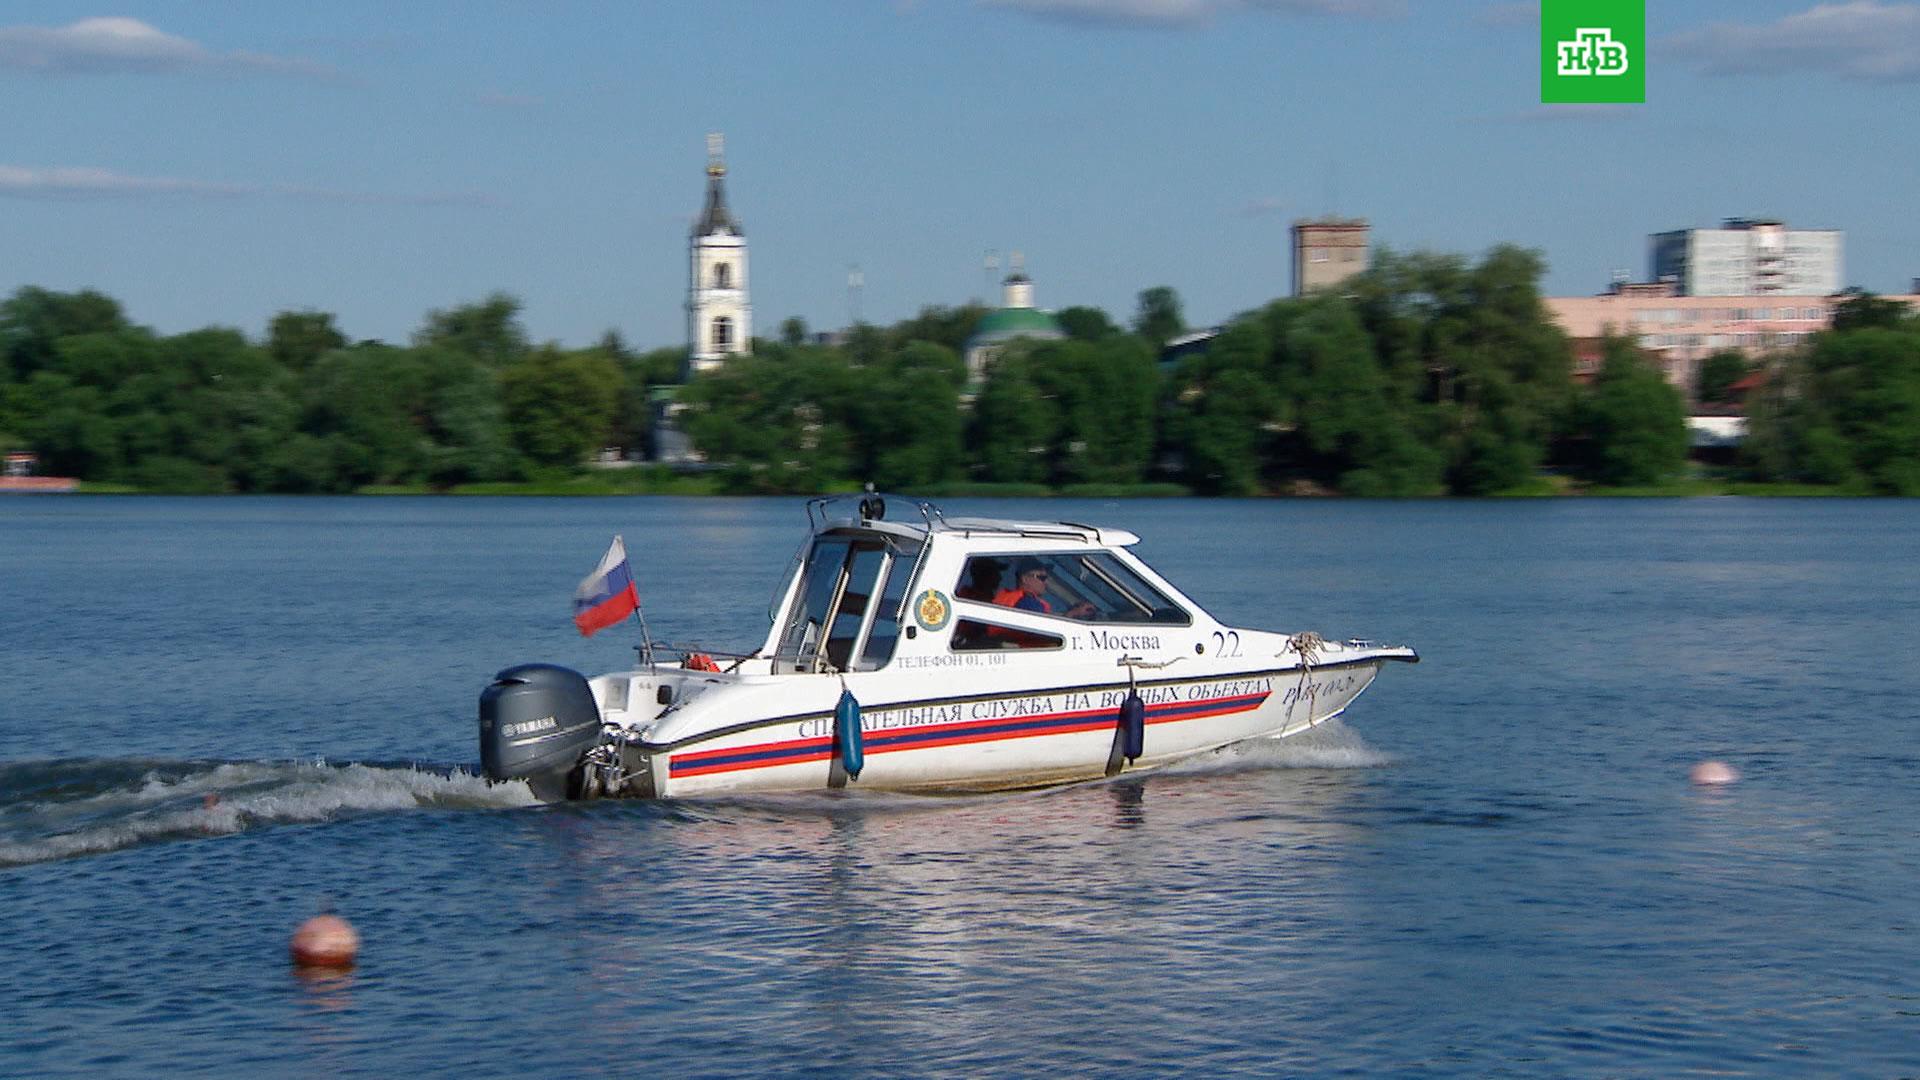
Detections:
[819, 544, 885, 671]
[773, 533, 922, 673]
[953, 552, 1189, 626]
[775, 537, 850, 671]
[856, 542, 921, 671]
[951, 618, 1063, 652]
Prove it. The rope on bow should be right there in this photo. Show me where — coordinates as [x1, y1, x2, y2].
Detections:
[1282, 631, 1327, 721]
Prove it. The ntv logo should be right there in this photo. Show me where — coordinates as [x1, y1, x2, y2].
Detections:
[1556, 28, 1629, 77]
[1541, 1, 1644, 103]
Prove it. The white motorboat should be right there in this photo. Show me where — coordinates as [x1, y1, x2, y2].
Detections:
[479, 495, 1417, 800]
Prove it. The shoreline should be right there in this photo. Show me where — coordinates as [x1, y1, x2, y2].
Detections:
[52, 477, 1870, 498]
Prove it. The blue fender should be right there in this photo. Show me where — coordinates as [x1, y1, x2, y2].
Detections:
[1119, 691, 1145, 762]
[835, 689, 865, 779]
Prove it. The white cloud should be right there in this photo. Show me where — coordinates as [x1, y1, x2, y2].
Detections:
[272, 184, 504, 208]
[980, 0, 1401, 28]
[1662, 1, 1920, 81]
[0, 16, 333, 77]
[0, 164, 497, 207]
[0, 165, 246, 198]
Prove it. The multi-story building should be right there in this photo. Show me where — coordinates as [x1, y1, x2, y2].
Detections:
[1291, 217, 1369, 296]
[1544, 281, 1920, 395]
[1650, 218, 1842, 297]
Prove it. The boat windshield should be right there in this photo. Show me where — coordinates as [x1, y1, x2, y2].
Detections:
[773, 532, 923, 673]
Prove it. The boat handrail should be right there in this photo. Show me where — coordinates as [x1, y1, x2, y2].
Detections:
[936, 519, 1106, 543]
[633, 643, 761, 666]
[803, 493, 1126, 547]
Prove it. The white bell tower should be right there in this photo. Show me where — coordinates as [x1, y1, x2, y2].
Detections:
[686, 132, 751, 377]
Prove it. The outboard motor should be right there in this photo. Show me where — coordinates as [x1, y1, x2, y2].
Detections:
[479, 663, 604, 801]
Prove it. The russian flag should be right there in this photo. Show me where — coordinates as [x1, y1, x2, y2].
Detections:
[572, 536, 640, 637]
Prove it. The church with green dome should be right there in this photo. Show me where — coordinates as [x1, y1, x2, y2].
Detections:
[963, 254, 1064, 381]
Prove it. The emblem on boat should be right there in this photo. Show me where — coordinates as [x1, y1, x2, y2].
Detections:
[913, 589, 952, 631]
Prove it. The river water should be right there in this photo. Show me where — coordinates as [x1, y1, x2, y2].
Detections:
[2, 496, 1917, 1077]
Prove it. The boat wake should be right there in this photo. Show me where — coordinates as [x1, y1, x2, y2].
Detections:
[0, 758, 536, 869]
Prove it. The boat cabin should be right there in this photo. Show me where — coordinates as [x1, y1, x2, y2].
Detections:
[761, 495, 1200, 676]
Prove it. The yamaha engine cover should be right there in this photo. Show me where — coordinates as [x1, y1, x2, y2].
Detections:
[478, 663, 604, 801]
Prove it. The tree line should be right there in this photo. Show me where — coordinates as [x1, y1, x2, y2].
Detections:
[3, 247, 1915, 495]
[0, 289, 677, 492]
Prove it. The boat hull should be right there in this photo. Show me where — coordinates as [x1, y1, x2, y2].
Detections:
[632, 655, 1400, 798]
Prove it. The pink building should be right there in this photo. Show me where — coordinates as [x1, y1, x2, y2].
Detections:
[1544, 284, 1920, 396]
[0, 451, 76, 493]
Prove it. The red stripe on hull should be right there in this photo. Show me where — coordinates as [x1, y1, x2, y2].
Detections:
[666, 693, 1269, 779]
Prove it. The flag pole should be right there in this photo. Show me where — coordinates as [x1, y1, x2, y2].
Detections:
[633, 603, 657, 672]
[617, 533, 657, 672]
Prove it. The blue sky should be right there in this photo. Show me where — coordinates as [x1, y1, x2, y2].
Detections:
[3, 1, 1917, 351]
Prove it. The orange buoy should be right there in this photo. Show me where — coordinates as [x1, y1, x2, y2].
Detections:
[290, 914, 360, 970]
[1689, 760, 1740, 786]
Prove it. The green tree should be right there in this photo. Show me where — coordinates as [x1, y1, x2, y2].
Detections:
[969, 349, 1057, 485]
[415, 292, 529, 367]
[842, 340, 966, 489]
[1177, 367, 1270, 495]
[1694, 349, 1749, 406]
[1160, 318, 1275, 495]
[498, 346, 623, 468]
[679, 347, 858, 491]
[21, 322, 306, 490]
[0, 286, 129, 379]
[1282, 297, 1442, 495]
[631, 345, 685, 387]
[20, 375, 121, 478]
[303, 344, 436, 487]
[1829, 289, 1912, 333]
[1132, 286, 1184, 353]
[1743, 312, 1920, 493]
[1057, 305, 1120, 343]
[411, 345, 515, 485]
[150, 327, 289, 491]
[594, 329, 635, 364]
[1791, 324, 1920, 492]
[1024, 338, 1158, 485]
[267, 310, 348, 371]
[1343, 246, 1572, 494]
[53, 326, 161, 391]
[42, 328, 160, 482]
[1571, 337, 1689, 486]
[887, 304, 989, 355]
[606, 346, 688, 458]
